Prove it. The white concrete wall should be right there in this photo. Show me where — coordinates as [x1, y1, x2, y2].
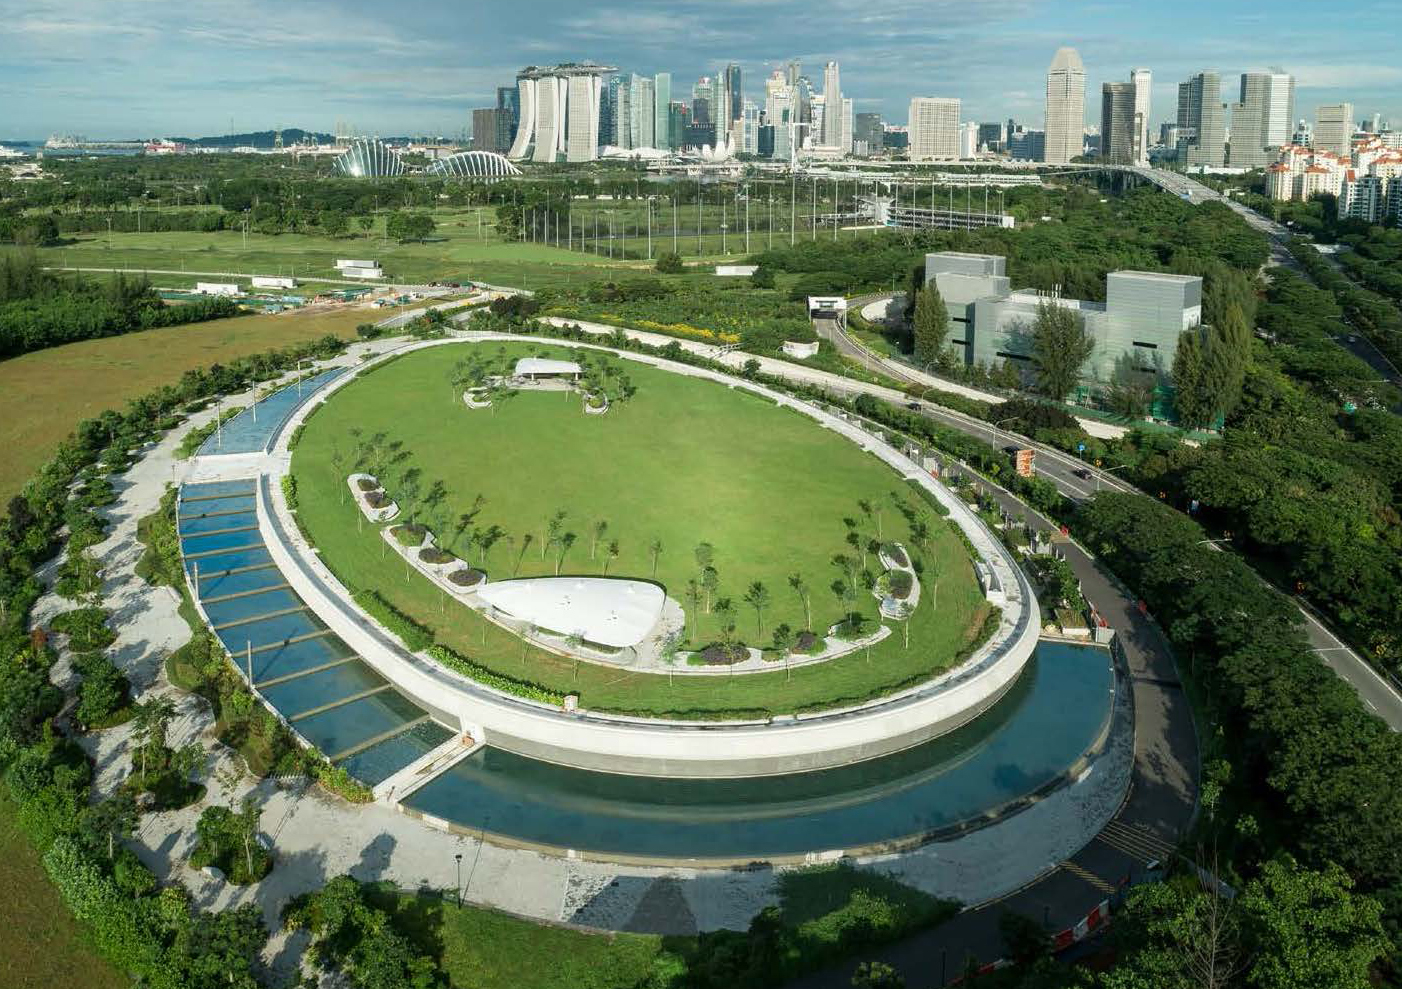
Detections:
[256, 336, 1040, 778]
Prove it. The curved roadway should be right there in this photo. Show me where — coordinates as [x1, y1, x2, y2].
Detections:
[817, 307, 1402, 732]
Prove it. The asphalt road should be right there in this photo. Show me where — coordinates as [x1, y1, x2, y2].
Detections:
[817, 315, 1402, 731]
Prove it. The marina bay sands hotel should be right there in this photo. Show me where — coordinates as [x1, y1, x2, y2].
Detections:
[508, 63, 616, 164]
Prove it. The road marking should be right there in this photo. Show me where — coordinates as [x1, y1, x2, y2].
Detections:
[1059, 860, 1116, 894]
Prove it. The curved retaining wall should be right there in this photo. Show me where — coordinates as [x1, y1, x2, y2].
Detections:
[257, 335, 1041, 778]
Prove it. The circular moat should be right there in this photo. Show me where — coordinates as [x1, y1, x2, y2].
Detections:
[398, 640, 1114, 861]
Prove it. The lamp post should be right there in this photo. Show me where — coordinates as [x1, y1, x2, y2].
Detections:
[454, 852, 463, 908]
[1096, 463, 1130, 493]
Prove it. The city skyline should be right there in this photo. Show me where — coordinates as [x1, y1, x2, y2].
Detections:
[3, 0, 1399, 138]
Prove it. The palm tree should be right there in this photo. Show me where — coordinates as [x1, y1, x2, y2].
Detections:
[648, 538, 663, 578]
[602, 539, 620, 576]
[591, 520, 608, 560]
[554, 532, 576, 575]
[743, 581, 770, 637]
[788, 572, 811, 631]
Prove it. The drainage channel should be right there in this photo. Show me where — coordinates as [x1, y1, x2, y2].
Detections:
[288, 684, 394, 723]
[212, 606, 310, 632]
[330, 716, 431, 763]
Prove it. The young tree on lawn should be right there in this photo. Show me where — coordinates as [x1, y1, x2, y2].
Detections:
[566, 630, 585, 677]
[591, 520, 608, 560]
[544, 510, 566, 560]
[771, 623, 795, 679]
[1030, 299, 1095, 401]
[602, 539, 621, 576]
[648, 538, 663, 578]
[893, 601, 914, 648]
[743, 581, 771, 637]
[701, 566, 720, 613]
[713, 598, 737, 652]
[694, 541, 714, 574]
[521, 624, 535, 664]
[554, 532, 576, 575]
[452, 513, 474, 557]
[846, 529, 867, 571]
[330, 442, 348, 503]
[685, 579, 701, 642]
[658, 628, 683, 687]
[515, 534, 532, 575]
[788, 572, 812, 630]
[913, 283, 950, 367]
[357, 215, 373, 238]
[476, 524, 503, 567]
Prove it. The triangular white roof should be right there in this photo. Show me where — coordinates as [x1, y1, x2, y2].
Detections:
[478, 578, 665, 648]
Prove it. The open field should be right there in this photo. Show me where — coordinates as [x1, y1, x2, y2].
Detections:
[0, 306, 372, 502]
[0, 793, 128, 989]
[291, 342, 989, 718]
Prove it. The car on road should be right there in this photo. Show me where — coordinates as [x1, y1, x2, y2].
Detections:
[1073, 468, 1093, 480]
[905, 401, 922, 411]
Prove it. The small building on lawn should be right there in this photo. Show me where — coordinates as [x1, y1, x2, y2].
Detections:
[514, 358, 582, 382]
[478, 578, 665, 649]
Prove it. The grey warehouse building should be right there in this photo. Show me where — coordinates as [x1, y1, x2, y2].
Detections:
[925, 252, 1202, 411]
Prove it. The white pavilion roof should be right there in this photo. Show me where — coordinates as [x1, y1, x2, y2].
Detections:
[514, 358, 581, 376]
[477, 578, 665, 648]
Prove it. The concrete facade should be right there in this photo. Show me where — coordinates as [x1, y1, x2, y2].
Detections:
[925, 252, 1202, 397]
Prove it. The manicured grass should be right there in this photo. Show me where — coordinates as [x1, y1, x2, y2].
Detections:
[0, 306, 367, 502]
[291, 342, 989, 718]
[426, 901, 671, 989]
[0, 792, 129, 989]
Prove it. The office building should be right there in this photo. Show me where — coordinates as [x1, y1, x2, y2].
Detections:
[1044, 47, 1086, 163]
[908, 97, 960, 159]
[1315, 103, 1354, 157]
[1230, 70, 1295, 167]
[1100, 82, 1137, 164]
[821, 61, 843, 148]
[741, 101, 760, 154]
[977, 121, 1006, 153]
[496, 86, 520, 153]
[725, 63, 742, 123]
[668, 101, 689, 150]
[856, 113, 884, 152]
[1130, 68, 1152, 165]
[653, 73, 672, 149]
[628, 74, 655, 148]
[959, 121, 979, 158]
[507, 63, 614, 163]
[1176, 72, 1227, 167]
[924, 252, 1202, 409]
[883, 127, 909, 151]
[1009, 128, 1045, 160]
[471, 108, 498, 152]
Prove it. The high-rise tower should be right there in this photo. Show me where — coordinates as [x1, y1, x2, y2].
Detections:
[1044, 47, 1086, 164]
[1130, 68, 1152, 165]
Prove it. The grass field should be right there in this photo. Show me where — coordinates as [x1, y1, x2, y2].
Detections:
[0, 306, 373, 502]
[0, 793, 128, 989]
[291, 342, 988, 717]
[19, 200, 876, 293]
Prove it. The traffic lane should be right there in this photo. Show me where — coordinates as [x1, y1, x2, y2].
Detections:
[1299, 607, 1402, 729]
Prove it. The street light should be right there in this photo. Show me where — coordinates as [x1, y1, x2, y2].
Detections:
[454, 853, 463, 908]
[1095, 463, 1130, 493]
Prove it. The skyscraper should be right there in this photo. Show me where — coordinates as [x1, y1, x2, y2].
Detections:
[726, 63, 742, 123]
[1130, 68, 1152, 165]
[1044, 47, 1086, 164]
[855, 112, 884, 152]
[1100, 82, 1137, 165]
[821, 61, 843, 147]
[507, 64, 614, 162]
[1315, 103, 1354, 157]
[471, 108, 498, 152]
[653, 73, 672, 149]
[496, 86, 520, 153]
[1230, 71, 1294, 167]
[908, 97, 961, 159]
[629, 74, 654, 147]
[1176, 72, 1227, 167]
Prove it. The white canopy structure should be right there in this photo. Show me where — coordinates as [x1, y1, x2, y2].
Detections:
[514, 358, 582, 379]
[478, 578, 665, 648]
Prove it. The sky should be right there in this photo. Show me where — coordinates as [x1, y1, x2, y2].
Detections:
[1, 0, 1399, 140]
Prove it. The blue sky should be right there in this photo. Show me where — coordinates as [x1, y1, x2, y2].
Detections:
[1, 0, 1398, 139]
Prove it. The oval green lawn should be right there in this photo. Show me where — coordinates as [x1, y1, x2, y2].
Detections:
[291, 342, 990, 719]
